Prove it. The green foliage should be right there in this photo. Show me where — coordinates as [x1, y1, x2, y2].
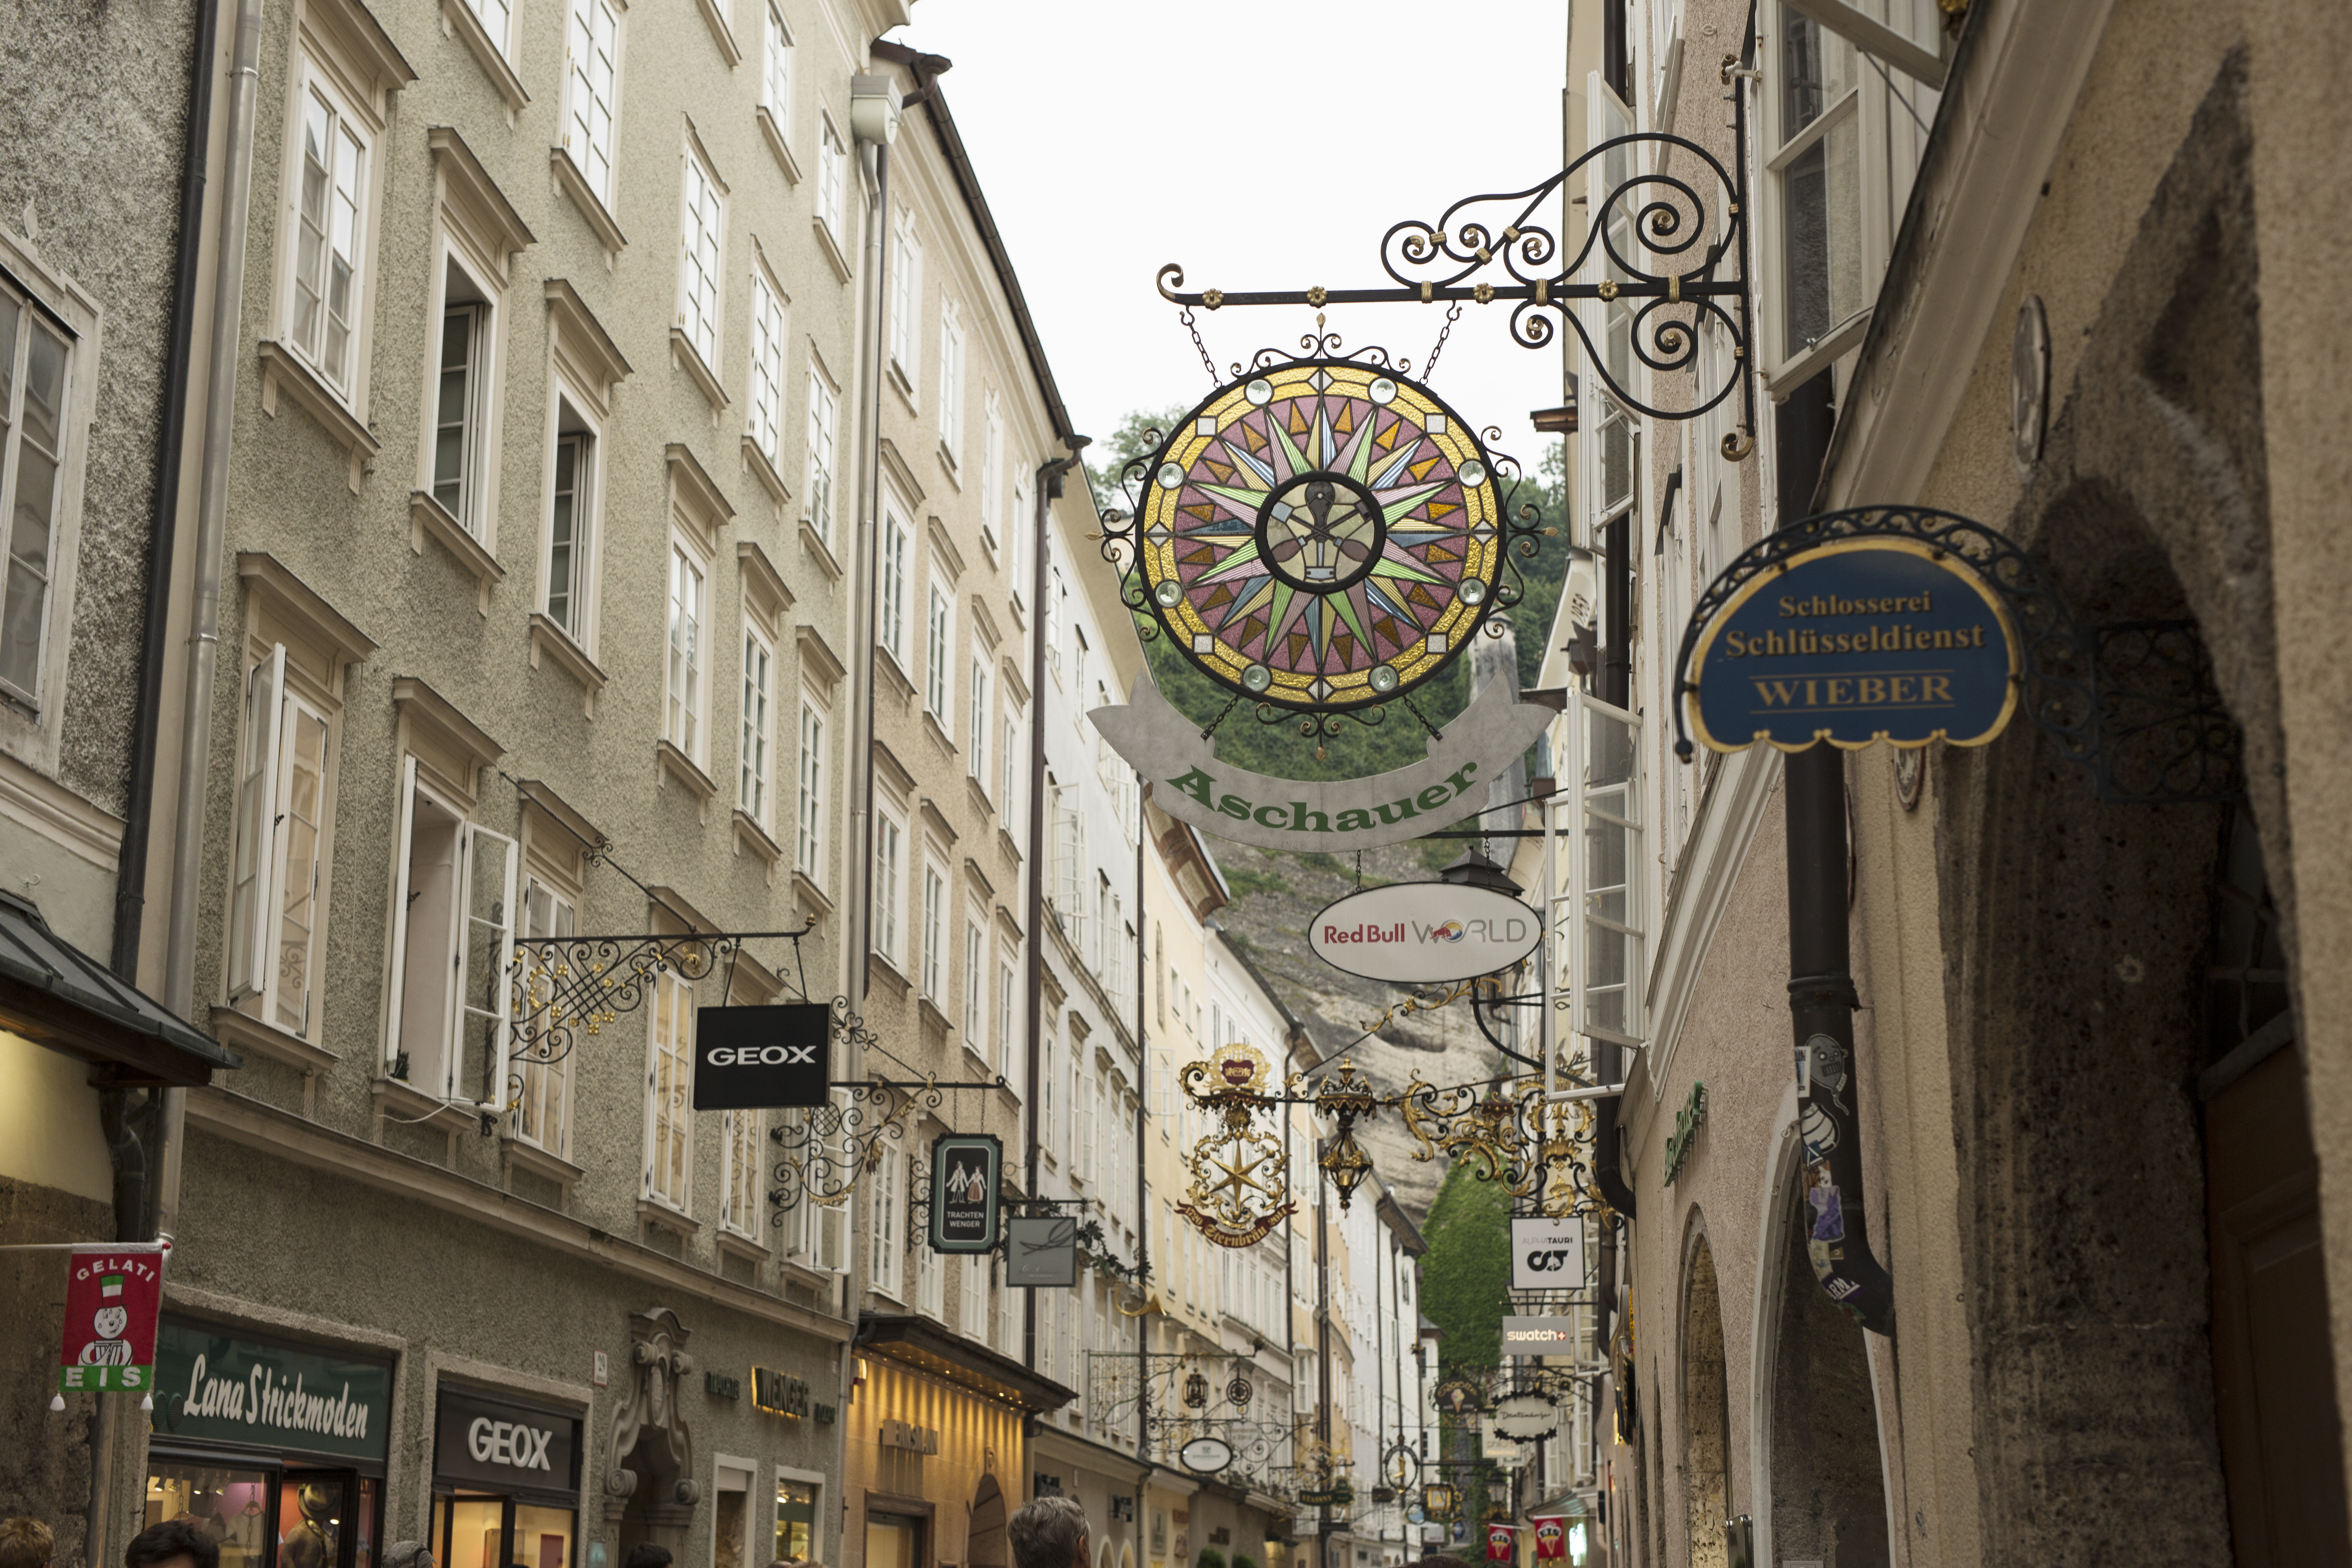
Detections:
[1292, 851, 1346, 877]
[1088, 405, 1190, 510]
[1232, 1555, 1259, 1568]
[1421, 1157, 1513, 1370]
[1196, 1550, 1226, 1568]
[1219, 865, 1290, 900]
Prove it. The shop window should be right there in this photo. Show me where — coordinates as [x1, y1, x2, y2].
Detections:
[385, 758, 515, 1105]
[773, 1474, 819, 1562]
[148, 1462, 274, 1568]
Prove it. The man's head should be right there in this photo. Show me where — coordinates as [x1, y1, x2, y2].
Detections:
[382, 1543, 436, 1568]
[625, 1546, 674, 1568]
[125, 1519, 219, 1568]
[1008, 1498, 1088, 1568]
[0, 1518, 53, 1568]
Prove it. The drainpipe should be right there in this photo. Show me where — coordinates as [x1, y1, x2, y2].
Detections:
[1591, 508, 1638, 1227]
[1134, 777, 1151, 1456]
[1776, 370, 1893, 1336]
[156, 0, 266, 1241]
[1021, 444, 1083, 1370]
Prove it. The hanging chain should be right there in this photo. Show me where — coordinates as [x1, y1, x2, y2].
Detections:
[1178, 306, 1219, 383]
[1422, 301, 1466, 380]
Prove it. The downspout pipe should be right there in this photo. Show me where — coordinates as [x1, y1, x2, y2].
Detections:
[157, 0, 266, 1241]
[1021, 444, 1084, 1373]
[1777, 370, 1893, 1336]
[1134, 777, 1150, 1455]
[1590, 508, 1637, 1222]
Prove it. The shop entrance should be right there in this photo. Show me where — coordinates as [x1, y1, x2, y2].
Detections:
[865, 1512, 924, 1568]
[430, 1387, 582, 1568]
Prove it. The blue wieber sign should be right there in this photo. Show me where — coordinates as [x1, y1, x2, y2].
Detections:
[1686, 538, 2020, 753]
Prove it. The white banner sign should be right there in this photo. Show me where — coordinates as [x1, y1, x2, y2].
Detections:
[1089, 675, 1555, 853]
[1509, 1215, 1586, 1291]
[1310, 881, 1541, 983]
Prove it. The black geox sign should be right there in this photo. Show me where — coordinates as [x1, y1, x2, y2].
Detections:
[692, 1004, 831, 1109]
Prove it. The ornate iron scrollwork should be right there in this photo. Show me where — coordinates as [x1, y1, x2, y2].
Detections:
[1173, 1045, 1298, 1247]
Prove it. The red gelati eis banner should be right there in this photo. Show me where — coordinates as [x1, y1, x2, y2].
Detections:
[1532, 1520, 1566, 1561]
[1485, 1525, 1518, 1564]
[58, 1246, 165, 1394]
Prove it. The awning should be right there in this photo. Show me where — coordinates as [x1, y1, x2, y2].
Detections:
[855, 1312, 1078, 1413]
[0, 890, 239, 1086]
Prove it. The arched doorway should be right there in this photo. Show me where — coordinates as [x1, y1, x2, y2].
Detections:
[1763, 1177, 1889, 1567]
[968, 1476, 1006, 1568]
[1681, 1235, 1729, 1568]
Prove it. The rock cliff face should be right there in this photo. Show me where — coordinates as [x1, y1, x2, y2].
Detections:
[1202, 832, 1521, 1223]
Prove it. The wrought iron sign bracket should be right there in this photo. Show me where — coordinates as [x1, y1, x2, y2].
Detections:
[508, 920, 819, 1071]
[1155, 122, 1760, 441]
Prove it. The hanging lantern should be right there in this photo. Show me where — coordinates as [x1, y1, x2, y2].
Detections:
[1226, 1375, 1254, 1408]
[1183, 1368, 1210, 1408]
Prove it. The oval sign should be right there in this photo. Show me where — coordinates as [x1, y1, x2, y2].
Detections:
[1178, 1436, 1234, 1475]
[1686, 537, 2020, 753]
[1309, 882, 1541, 983]
[1490, 1393, 1560, 1441]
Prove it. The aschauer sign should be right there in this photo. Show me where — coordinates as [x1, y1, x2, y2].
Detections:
[1091, 675, 1554, 853]
[1683, 537, 2020, 753]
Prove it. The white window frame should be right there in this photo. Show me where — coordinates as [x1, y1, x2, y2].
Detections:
[816, 115, 847, 247]
[748, 259, 788, 468]
[419, 240, 508, 541]
[677, 136, 726, 376]
[563, 0, 622, 209]
[869, 1138, 904, 1300]
[804, 364, 838, 542]
[874, 804, 906, 968]
[979, 392, 1003, 544]
[0, 234, 95, 729]
[514, 874, 577, 1158]
[888, 204, 922, 391]
[879, 509, 910, 665]
[644, 967, 695, 1211]
[961, 1252, 986, 1342]
[761, 4, 794, 133]
[276, 56, 377, 405]
[924, 579, 951, 719]
[793, 1089, 851, 1270]
[937, 294, 964, 466]
[796, 693, 826, 881]
[383, 757, 516, 1109]
[666, 535, 709, 763]
[961, 913, 986, 1056]
[740, 619, 775, 828]
[720, 1105, 763, 1238]
[1542, 688, 1648, 1101]
[999, 714, 1018, 829]
[920, 858, 947, 1000]
[995, 947, 1016, 1076]
[967, 659, 988, 782]
[539, 381, 602, 649]
[225, 645, 336, 1040]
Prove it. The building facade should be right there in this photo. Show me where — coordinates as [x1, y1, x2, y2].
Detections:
[1533, 0, 2352, 1565]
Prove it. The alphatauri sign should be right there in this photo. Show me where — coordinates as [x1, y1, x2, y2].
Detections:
[1091, 675, 1555, 853]
[1308, 882, 1541, 983]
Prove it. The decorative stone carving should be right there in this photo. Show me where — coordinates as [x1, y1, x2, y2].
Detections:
[605, 1307, 701, 1526]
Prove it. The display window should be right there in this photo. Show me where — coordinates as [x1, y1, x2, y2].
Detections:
[430, 1386, 583, 1568]
[773, 1477, 819, 1562]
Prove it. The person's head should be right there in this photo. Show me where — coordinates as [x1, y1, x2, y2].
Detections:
[0, 1518, 53, 1568]
[625, 1546, 673, 1568]
[1008, 1499, 1087, 1568]
[125, 1519, 219, 1568]
[382, 1543, 436, 1568]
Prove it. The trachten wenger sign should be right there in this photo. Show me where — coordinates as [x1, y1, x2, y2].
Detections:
[692, 1003, 830, 1109]
[1684, 537, 2020, 753]
[1091, 674, 1555, 853]
[1309, 882, 1541, 984]
[929, 1134, 1002, 1254]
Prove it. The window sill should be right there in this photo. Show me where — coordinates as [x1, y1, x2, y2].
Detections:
[257, 341, 378, 494]
[440, 0, 528, 115]
[370, 1074, 481, 1136]
[916, 994, 954, 1042]
[528, 612, 608, 717]
[551, 147, 628, 258]
[996, 824, 1024, 872]
[657, 738, 721, 822]
[791, 867, 833, 918]
[756, 105, 801, 184]
[958, 1042, 996, 1084]
[964, 773, 993, 822]
[935, 440, 962, 488]
[691, 0, 742, 65]
[874, 645, 916, 706]
[409, 490, 504, 613]
[670, 326, 731, 419]
[717, 1227, 771, 1266]
[742, 436, 790, 509]
[639, 1196, 702, 1240]
[502, 1135, 584, 1195]
[812, 215, 852, 283]
[866, 951, 911, 1000]
[920, 707, 957, 764]
[781, 1256, 837, 1292]
[887, 360, 917, 414]
[209, 1004, 339, 1078]
[798, 517, 843, 580]
[733, 808, 784, 882]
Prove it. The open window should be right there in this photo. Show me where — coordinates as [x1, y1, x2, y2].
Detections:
[429, 260, 492, 535]
[227, 646, 334, 1039]
[1543, 690, 1647, 1095]
[385, 757, 516, 1107]
[512, 874, 575, 1157]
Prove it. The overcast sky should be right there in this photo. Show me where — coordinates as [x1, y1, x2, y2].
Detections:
[889, 0, 1573, 481]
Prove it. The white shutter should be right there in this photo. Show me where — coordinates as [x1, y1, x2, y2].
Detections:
[1547, 689, 1647, 1100]
[382, 756, 421, 1069]
[228, 646, 288, 1000]
[454, 822, 520, 1107]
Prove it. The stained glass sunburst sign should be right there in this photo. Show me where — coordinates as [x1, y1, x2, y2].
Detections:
[1135, 359, 1512, 714]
